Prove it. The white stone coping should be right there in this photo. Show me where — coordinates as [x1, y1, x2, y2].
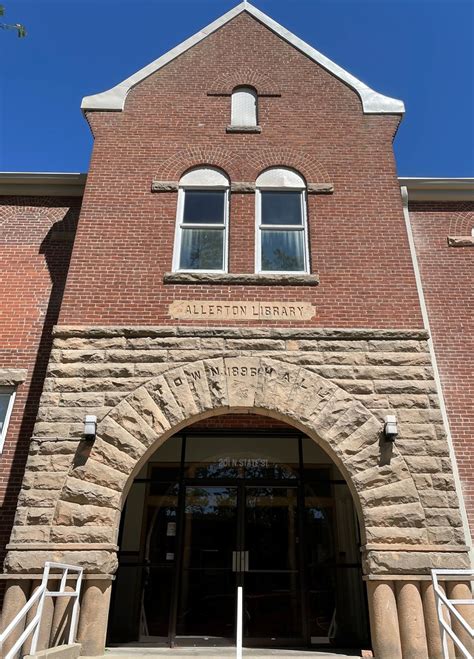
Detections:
[0, 368, 28, 385]
[81, 2, 404, 115]
[51, 325, 430, 341]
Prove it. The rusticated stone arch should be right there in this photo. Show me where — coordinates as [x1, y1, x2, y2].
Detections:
[156, 146, 242, 181]
[248, 148, 331, 184]
[14, 356, 427, 576]
[208, 68, 280, 96]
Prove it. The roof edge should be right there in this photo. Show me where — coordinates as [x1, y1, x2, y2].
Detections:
[81, 1, 405, 115]
[400, 177, 474, 201]
[0, 172, 87, 197]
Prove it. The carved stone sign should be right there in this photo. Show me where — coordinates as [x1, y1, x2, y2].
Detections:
[168, 300, 316, 321]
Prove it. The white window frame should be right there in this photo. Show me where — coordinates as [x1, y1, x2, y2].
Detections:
[255, 168, 310, 274]
[172, 168, 230, 273]
[0, 387, 16, 453]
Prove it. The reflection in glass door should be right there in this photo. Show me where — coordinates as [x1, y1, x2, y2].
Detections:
[174, 484, 305, 646]
[110, 432, 369, 649]
[243, 486, 303, 645]
[176, 486, 238, 643]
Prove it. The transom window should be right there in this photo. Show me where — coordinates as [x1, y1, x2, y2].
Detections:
[256, 168, 309, 273]
[173, 167, 229, 272]
[0, 387, 16, 453]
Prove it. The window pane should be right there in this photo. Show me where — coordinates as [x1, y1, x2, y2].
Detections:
[261, 191, 302, 226]
[261, 230, 305, 272]
[183, 190, 225, 224]
[0, 393, 11, 433]
[180, 228, 224, 270]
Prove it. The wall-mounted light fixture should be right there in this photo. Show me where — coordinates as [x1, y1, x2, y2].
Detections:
[84, 415, 97, 441]
[383, 415, 398, 441]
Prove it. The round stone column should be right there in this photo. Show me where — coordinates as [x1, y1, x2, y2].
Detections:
[50, 583, 76, 647]
[396, 580, 429, 659]
[447, 581, 474, 657]
[77, 578, 112, 657]
[421, 581, 444, 659]
[22, 578, 56, 654]
[0, 578, 31, 656]
[367, 580, 402, 659]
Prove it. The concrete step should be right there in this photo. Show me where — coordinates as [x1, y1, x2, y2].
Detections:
[93, 648, 362, 658]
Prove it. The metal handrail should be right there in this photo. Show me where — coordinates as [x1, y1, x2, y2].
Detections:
[432, 568, 474, 659]
[236, 585, 243, 659]
[0, 561, 84, 659]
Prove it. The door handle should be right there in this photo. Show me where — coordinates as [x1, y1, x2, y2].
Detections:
[232, 550, 249, 572]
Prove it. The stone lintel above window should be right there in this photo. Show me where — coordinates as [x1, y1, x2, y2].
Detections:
[151, 181, 179, 192]
[207, 91, 281, 98]
[0, 369, 27, 386]
[447, 236, 474, 247]
[307, 183, 334, 194]
[152, 181, 333, 194]
[163, 272, 319, 286]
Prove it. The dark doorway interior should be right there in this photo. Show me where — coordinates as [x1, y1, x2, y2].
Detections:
[108, 428, 370, 649]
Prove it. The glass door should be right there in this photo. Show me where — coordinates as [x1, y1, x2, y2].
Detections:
[175, 485, 238, 644]
[242, 485, 304, 646]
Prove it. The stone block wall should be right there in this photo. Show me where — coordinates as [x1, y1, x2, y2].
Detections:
[4, 325, 470, 580]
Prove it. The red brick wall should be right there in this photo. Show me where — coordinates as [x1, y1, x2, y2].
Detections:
[0, 196, 80, 582]
[190, 414, 293, 431]
[409, 200, 474, 538]
[59, 13, 423, 329]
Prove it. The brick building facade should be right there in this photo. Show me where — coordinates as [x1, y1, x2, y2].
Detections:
[0, 3, 473, 658]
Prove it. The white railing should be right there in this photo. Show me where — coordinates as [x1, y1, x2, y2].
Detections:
[432, 568, 474, 659]
[0, 561, 83, 659]
[236, 585, 243, 659]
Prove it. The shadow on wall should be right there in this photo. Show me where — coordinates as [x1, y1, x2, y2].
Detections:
[0, 203, 80, 605]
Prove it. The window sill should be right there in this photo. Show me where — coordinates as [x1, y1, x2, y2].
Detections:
[226, 125, 262, 134]
[163, 272, 319, 286]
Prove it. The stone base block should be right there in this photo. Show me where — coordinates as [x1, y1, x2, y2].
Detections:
[25, 644, 81, 659]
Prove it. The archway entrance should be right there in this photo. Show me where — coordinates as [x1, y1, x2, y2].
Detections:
[108, 415, 369, 650]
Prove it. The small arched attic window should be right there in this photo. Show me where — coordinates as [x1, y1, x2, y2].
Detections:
[172, 167, 229, 273]
[231, 86, 257, 127]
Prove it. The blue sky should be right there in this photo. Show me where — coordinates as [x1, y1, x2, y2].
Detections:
[1, 0, 473, 176]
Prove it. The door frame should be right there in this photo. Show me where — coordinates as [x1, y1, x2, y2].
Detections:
[111, 430, 366, 649]
[170, 474, 308, 648]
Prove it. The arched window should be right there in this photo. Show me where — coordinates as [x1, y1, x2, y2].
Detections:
[173, 167, 229, 272]
[231, 87, 257, 127]
[255, 168, 309, 273]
